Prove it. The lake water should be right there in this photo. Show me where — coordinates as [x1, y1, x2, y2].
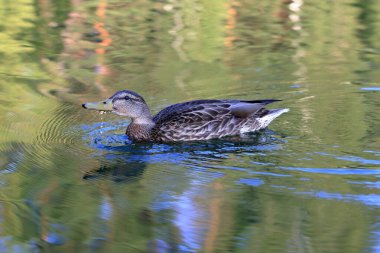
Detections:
[0, 0, 379, 252]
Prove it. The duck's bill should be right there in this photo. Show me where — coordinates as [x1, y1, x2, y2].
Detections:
[82, 99, 113, 111]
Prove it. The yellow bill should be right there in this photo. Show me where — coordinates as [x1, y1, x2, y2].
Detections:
[82, 99, 113, 111]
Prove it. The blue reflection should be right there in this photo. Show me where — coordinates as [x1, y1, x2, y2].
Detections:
[315, 151, 380, 165]
[360, 87, 380, 91]
[100, 197, 113, 221]
[174, 182, 207, 252]
[237, 178, 264, 187]
[335, 155, 380, 165]
[280, 167, 380, 175]
[370, 222, 380, 253]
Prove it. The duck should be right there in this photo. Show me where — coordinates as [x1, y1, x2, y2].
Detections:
[82, 90, 289, 142]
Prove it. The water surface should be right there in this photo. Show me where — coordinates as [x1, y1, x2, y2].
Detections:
[0, 0, 379, 252]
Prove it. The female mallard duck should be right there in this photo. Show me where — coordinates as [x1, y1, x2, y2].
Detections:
[82, 90, 289, 142]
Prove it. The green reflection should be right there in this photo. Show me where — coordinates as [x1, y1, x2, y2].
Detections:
[0, 0, 379, 252]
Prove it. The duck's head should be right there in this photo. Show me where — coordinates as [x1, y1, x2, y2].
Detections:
[82, 90, 151, 119]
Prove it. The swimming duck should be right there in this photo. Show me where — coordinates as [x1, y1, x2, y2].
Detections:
[82, 90, 289, 142]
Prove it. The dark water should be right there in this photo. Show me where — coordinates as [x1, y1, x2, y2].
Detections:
[1, 0, 380, 252]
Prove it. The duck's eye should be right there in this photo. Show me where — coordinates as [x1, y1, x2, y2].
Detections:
[124, 96, 130, 100]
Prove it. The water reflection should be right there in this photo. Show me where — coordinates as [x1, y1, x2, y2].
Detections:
[83, 160, 147, 183]
[75, 121, 380, 251]
[1, 0, 380, 252]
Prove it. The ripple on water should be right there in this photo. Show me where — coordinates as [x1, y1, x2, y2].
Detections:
[315, 151, 380, 166]
[82, 120, 131, 150]
[0, 104, 96, 176]
[279, 167, 380, 175]
[36, 104, 83, 145]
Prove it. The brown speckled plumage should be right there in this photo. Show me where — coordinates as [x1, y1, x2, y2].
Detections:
[83, 90, 289, 142]
[126, 123, 153, 142]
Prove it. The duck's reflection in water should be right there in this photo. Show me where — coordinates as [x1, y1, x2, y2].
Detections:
[77, 131, 283, 252]
[82, 159, 146, 183]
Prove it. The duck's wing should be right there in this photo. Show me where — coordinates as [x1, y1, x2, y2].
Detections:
[153, 99, 280, 124]
[153, 99, 227, 124]
[230, 99, 281, 117]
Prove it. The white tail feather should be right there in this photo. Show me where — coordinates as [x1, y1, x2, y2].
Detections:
[257, 108, 289, 129]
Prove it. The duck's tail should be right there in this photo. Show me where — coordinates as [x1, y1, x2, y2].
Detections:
[257, 108, 289, 129]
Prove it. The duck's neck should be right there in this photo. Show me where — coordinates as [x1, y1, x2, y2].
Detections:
[126, 117, 155, 142]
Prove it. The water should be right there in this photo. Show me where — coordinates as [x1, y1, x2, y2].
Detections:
[0, 0, 379, 252]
